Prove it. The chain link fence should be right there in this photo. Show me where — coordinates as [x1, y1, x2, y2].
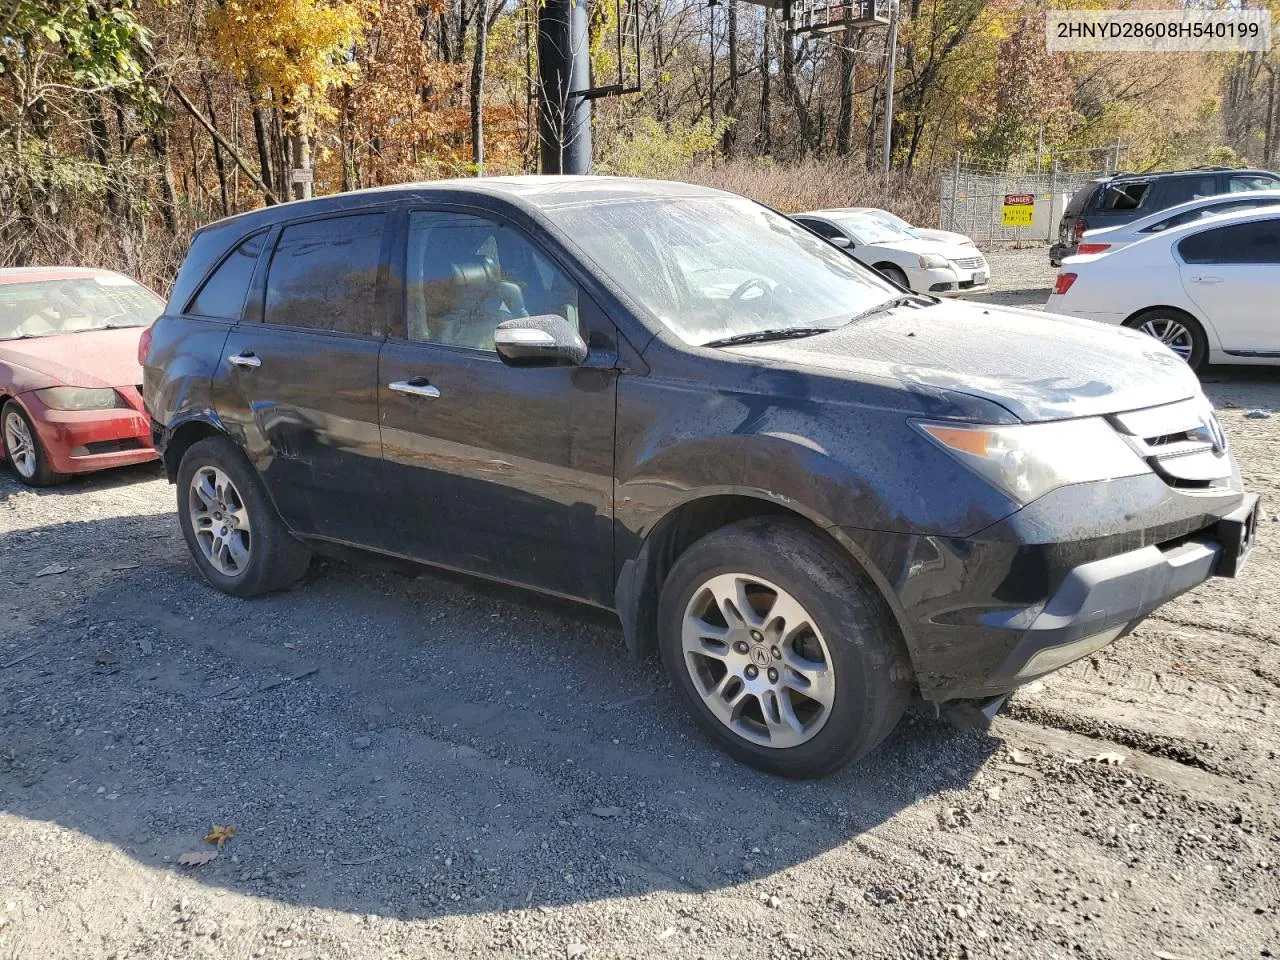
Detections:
[939, 158, 1109, 243]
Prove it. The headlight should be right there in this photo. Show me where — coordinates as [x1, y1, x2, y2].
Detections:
[914, 417, 1149, 504]
[35, 387, 128, 411]
[918, 253, 950, 269]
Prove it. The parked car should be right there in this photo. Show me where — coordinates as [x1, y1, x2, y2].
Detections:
[1047, 207, 1280, 370]
[144, 177, 1257, 779]
[1050, 167, 1280, 266]
[1, 267, 161, 485]
[793, 209, 989, 296]
[848, 207, 978, 249]
[1073, 190, 1280, 258]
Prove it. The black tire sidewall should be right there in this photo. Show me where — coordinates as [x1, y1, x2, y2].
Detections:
[656, 518, 909, 779]
[175, 435, 307, 597]
[878, 264, 910, 289]
[1126, 310, 1208, 371]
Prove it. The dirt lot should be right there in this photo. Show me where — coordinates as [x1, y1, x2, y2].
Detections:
[2, 250, 1279, 959]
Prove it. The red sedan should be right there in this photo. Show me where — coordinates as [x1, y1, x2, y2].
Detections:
[0, 267, 162, 486]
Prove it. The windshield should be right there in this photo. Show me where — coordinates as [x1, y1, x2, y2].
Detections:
[831, 215, 911, 245]
[545, 196, 898, 346]
[0, 275, 163, 340]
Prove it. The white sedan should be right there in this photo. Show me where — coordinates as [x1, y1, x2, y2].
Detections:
[1046, 206, 1280, 370]
[1076, 189, 1280, 257]
[793, 209, 989, 297]
[855, 207, 979, 248]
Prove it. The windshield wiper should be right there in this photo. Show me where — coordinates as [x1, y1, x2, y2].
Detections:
[845, 295, 931, 326]
[703, 327, 835, 349]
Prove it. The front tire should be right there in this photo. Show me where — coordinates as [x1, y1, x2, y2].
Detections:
[1124, 308, 1207, 371]
[2, 401, 67, 487]
[657, 517, 912, 779]
[876, 263, 911, 290]
[176, 435, 311, 598]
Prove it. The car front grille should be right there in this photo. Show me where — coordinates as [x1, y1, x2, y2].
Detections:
[1108, 397, 1232, 489]
[952, 256, 986, 270]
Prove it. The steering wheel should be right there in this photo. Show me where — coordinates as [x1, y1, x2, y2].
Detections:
[730, 277, 772, 303]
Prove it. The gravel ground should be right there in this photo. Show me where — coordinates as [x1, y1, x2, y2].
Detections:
[3, 252, 1279, 959]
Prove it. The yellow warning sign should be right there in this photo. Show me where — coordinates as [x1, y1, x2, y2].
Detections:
[1002, 193, 1035, 227]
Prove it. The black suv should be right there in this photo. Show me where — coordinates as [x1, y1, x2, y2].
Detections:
[1051, 167, 1280, 265]
[143, 177, 1258, 778]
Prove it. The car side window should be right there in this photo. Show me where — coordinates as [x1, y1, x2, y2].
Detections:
[799, 218, 842, 240]
[186, 232, 266, 320]
[263, 213, 386, 335]
[1228, 175, 1278, 192]
[1096, 182, 1149, 212]
[404, 211, 581, 351]
[1179, 220, 1280, 265]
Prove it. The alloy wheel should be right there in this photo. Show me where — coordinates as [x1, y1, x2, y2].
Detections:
[1138, 317, 1194, 362]
[189, 466, 252, 577]
[3, 411, 36, 479]
[681, 573, 835, 749]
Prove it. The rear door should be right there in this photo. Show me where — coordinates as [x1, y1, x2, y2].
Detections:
[375, 206, 618, 604]
[1177, 216, 1280, 356]
[214, 209, 393, 541]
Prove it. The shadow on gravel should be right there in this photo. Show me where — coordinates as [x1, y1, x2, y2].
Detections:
[0, 510, 996, 921]
[0, 459, 164, 503]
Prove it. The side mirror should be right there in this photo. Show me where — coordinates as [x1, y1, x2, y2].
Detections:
[494, 314, 588, 367]
[829, 236, 853, 249]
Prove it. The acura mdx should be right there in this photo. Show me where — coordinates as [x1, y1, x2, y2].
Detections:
[143, 177, 1258, 778]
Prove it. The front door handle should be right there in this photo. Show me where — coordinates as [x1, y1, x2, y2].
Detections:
[228, 352, 262, 369]
[389, 378, 441, 399]
[1191, 276, 1223, 284]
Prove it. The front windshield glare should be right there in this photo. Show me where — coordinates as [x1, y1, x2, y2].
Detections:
[0, 276, 163, 340]
[546, 196, 897, 346]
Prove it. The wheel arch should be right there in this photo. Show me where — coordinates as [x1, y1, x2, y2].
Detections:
[613, 489, 916, 668]
[162, 415, 228, 483]
[1122, 303, 1222, 354]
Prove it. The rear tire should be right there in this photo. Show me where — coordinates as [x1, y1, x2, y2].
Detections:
[656, 517, 912, 779]
[176, 435, 311, 598]
[2, 401, 67, 487]
[1123, 308, 1207, 371]
[876, 263, 911, 290]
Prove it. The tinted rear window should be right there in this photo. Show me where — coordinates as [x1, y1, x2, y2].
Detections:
[1095, 182, 1150, 212]
[1179, 219, 1280, 264]
[186, 232, 266, 320]
[262, 213, 385, 335]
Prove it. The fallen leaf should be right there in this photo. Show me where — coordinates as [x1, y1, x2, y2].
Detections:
[178, 849, 218, 867]
[35, 563, 70, 577]
[111, 562, 140, 571]
[655, 927, 678, 941]
[590, 806, 623, 819]
[95, 652, 118, 666]
[203, 824, 237, 848]
[1008, 748, 1031, 765]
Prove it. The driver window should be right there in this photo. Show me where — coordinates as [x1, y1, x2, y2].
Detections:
[405, 211, 580, 350]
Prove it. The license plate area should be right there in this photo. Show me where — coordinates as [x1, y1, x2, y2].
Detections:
[973, 271, 987, 285]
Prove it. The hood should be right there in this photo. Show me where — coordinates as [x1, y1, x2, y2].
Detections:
[726, 299, 1200, 422]
[863, 235, 979, 261]
[0, 327, 145, 389]
[914, 227, 977, 248]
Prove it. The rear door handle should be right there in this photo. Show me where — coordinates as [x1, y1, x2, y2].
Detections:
[228, 352, 262, 368]
[1191, 276, 1223, 284]
[389, 378, 441, 399]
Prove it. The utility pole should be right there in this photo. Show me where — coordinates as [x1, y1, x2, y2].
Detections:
[537, 0, 592, 174]
[881, 0, 898, 174]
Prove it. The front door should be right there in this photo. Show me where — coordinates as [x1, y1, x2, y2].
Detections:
[214, 209, 392, 541]
[376, 208, 617, 605]
[1177, 217, 1280, 356]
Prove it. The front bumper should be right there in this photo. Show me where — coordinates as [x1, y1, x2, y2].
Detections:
[914, 264, 989, 298]
[846, 474, 1256, 701]
[20, 389, 157, 475]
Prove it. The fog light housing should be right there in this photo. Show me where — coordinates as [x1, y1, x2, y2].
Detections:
[1016, 625, 1126, 680]
[929, 282, 954, 292]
